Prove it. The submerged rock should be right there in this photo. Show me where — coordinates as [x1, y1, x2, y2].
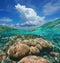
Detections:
[7, 38, 54, 61]
[29, 46, 40, 55]
[8, 44, 30, 60]
[1, 57, 17, 63]
[39, 40, 54, 49]
[0, 53, 6, 60]
[54, 53, 60, 63]
[50, 51, 59, 57]
[18, 56, 49, 63]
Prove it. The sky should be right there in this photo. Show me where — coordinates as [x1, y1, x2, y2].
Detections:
[0, 0, 60, 29]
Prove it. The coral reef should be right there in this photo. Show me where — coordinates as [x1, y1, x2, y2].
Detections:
[18, 56, 49, 63]
[0, 53, 6, 60]
[0, 35, 60, 63]
[8, 44, 29, 60]
[7, 38, 54, 61]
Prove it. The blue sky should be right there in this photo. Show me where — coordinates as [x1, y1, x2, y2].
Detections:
[0, 0, 60, 29]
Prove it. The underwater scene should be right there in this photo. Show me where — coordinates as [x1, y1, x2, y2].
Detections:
[0, 0, 60, 63]
[0, 19, 60, 63]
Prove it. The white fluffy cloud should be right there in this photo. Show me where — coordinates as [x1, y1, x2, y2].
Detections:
[15, 4, 45, 26]
[43, 2, 60, 15]
[0, 17, 13, 22]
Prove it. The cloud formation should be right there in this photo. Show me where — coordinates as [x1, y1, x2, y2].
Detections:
[43, 2, 60, 15]
[15, 4, 45, 27]
[0, 17, 13, 22]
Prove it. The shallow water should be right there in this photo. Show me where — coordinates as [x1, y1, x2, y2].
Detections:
[0, 19, 60, 51]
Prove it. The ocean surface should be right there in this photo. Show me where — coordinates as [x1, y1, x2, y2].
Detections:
[0, 19, 60, 51]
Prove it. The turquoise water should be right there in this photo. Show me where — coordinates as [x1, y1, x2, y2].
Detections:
[0, 19, 60, 51]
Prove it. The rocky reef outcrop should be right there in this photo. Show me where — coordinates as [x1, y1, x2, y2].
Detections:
[1, 35, 60, 63]
[7, 38, 54, 61]
[8, 44, 30, 60]
[0, 52, 6, 60]
[18, 56, 49, 63]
